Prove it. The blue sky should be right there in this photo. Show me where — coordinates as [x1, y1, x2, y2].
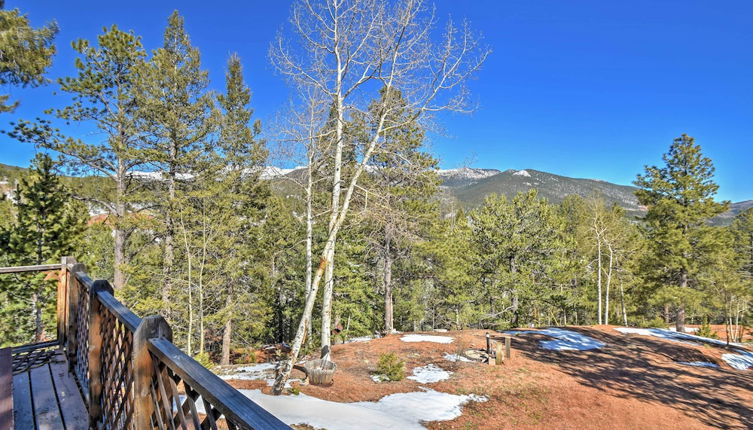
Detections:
[2, 0, 752, 201]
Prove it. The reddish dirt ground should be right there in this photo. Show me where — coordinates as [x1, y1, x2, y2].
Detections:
[226, 326, 753, 429]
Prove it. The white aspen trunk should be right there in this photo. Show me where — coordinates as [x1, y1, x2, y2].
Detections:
[199, 212, 207, 355]
[321, 6, 346, 358]
[180, 216, 193, 356]
[274, 92, 393, 394]
[305, 148, 315, 339]
[604, 243, 614, 325]
[596, 234, 603, 325]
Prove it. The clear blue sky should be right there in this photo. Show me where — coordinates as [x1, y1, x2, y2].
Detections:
[2, 0, 752, 201]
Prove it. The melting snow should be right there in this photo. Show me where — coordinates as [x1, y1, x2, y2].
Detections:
[513, 169, 531, 177]
[615, 327, 753, 370]
[400, 334, 454, 344]
[218, 362, 276, 381]
[444, 353, 473, 363]
[678, 361, 719, 368]
[227, 388, 486, 430]
[408, 364, 452, 383]
[345, 335, 376, 343]
[722, 351, 753, 370]
[506, 328, 605, 351]
[612, 327, 741, 347]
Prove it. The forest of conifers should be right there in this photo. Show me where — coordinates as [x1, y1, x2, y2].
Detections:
[1, 0, 751, 384]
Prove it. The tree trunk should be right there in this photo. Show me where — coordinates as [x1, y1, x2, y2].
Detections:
[676, 271, 687, 332]
[604, 243, 613, 325]
[596, 235, 603, 325]
[320, 15, 346, 359]
[32, 290, 43, 342]
[221, 289, 233, 366]
[619, 283, 628, 326]
[113, 162, 127, 289]
[384, 251, 394, 333]
[305, 157, 314, 339]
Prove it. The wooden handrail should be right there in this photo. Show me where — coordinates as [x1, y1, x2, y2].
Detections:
[43, 257, 292, 429]
[0, 264, 62, 274]
[148, 338, 290, 430]
[94, 289, 141, 332]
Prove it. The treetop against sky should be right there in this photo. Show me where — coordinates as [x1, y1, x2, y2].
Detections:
[2, 0, 752, 201]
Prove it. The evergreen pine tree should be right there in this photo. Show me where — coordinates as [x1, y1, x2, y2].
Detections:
[635, 134, 729, 331]
[0, 4, 57, 113]
[0, 154, 86, 343]
[135, 10, 214, 314]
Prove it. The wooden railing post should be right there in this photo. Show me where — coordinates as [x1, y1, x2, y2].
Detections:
[56, 256, 74, 347]
[132, 315, 172, 429]
[66, 260, 84, 365]
[87, 280, 113, 426]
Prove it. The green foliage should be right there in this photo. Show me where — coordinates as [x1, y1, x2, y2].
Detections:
[635, 134, 730, 328]
[375, 353, 405, 381]
[0, 6, 57, 112]
[697, 317, 717, 339]
[0, 154, 86, 345]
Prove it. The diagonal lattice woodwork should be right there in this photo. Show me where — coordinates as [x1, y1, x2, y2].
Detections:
[73, 275, 91, 398]
[97, 305, 136, 430]
[148, 356, 243, 430]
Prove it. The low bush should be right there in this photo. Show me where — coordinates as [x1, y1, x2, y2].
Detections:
[376, 352, 405, 381]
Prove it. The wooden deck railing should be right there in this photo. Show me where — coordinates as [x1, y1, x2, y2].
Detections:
[4, 257, 290, 430]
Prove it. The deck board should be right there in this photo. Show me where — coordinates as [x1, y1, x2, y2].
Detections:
[49, 360, 89, 429]
[10, 348, 88, 430]
[30, 364, 65, 430]
[11, 372, 34, 430]
[0, 348, 12, 430]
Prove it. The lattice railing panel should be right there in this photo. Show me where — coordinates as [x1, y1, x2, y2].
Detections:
[98, 306, 136, 430]
[73, 275, 91, 397]
[148, 356, 243, 430]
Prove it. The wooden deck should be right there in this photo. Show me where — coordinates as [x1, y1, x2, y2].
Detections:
[10, 345, 88, 430]
[0, 259, 291, 430]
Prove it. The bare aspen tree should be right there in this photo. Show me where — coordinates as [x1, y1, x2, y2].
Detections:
[270, 0, 488, 394]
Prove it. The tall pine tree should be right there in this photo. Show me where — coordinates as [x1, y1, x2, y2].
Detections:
[635, 134, 728, 331]
[0, 154, 85, 343]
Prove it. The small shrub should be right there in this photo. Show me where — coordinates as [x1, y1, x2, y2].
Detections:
[241, 350, 257, 364]
[697, 317, 718, 339]
[637, 316, 666, 329]
[376, 353, 405, 381]
[194, 352, 213, 369]
[288, 385, 301, 395]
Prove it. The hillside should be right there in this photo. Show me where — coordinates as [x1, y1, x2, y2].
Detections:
[1, 162, 750, 224]
[440, 168, 644, 216]
[216, 326, 753, 429]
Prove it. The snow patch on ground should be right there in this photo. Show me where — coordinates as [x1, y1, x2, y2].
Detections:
[506, 328, 605, 351]
[722, 351, 753, 370]
[345, 335, 376, 343]
[613, 327, 735, 347]
[615, 327, 753, 370]
[678, 361, 719, 368]
[400, 334, 454, 344]
[408, 364, 452, 383]
[513, 169, 531, 177]
[233, 388, 486, 430]
[444, 353, 472, 363]
[218, 362, 276, 381]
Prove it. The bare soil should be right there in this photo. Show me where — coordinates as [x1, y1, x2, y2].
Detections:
[227, 326, 753, 429]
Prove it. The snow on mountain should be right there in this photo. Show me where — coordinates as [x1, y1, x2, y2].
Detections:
[437, 167, 501, 187]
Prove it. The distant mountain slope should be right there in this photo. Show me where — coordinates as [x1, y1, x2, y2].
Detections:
[443, 168, 645, 216]
[2, 161, 750, 224]
[710, 200, 753, 225]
